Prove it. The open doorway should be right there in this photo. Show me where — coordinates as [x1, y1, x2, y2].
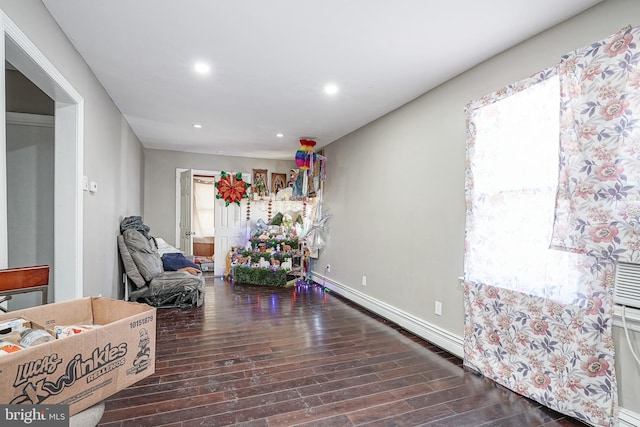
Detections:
[5, 64, 54, 309]
[191, 175, 215, 271]
[176, 168, 219, 256]
[176, 169, 219, 272]
[176, 168, 251, 276]
[1, 13, 84, 303]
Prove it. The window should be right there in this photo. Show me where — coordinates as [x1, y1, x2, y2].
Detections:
[465, 72, 584, 304]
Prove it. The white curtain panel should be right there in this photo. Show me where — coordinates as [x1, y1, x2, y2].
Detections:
[193, 181, 215, 237]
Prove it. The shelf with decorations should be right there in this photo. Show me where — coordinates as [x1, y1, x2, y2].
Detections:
[226, 212, 310, 286]
[218, 139, 329, 287]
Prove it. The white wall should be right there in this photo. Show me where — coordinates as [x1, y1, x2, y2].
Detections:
[6, 119, 53, 308]
[144, 148, 295, 245]
[317, 0, 640, 414]
[0, 0, 144, 300]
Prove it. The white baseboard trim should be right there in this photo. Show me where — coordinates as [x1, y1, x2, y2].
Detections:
[620, 407, 640, 427]
[310, 272, 464, 358]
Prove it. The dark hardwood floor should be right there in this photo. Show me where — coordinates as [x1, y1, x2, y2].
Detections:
[98, 276, 586, 427]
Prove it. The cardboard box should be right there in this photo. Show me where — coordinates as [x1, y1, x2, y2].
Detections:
[0, 297, 156, 416]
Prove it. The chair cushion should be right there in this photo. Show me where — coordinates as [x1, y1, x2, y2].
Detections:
[117, 235, 146, 288]
[122, 229, 163, 282]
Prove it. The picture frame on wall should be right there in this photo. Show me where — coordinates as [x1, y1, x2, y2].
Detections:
[252, 169, 268, 197]
[271, 173, 287, 194]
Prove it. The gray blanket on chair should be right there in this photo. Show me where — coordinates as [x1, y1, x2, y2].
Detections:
[120, 216, 151, 239]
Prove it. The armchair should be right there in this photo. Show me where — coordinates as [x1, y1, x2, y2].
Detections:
[117, 229, 204, 309]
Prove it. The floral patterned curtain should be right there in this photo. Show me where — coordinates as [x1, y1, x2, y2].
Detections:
[464, 69, 618, 426]
[551, 25, 640, 262]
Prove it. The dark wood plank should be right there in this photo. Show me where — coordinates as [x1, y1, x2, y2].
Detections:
[98, 277, 587, 427]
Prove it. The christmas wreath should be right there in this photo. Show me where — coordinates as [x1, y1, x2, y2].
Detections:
[215, 171, 250, 206]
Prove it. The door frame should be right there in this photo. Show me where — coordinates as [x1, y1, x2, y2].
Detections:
[175, 168, 221, 250]
[179, 169, 193, 255]
[0, 11, 84, 301]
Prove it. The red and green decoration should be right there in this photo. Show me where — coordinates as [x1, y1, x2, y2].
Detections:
[215, 171, 250, 206]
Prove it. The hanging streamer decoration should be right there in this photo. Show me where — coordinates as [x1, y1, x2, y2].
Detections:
[246, 199, 251, 221]
[295, 139, 317, 170]
[215, 171, 250, 206]
[294, 139, 317, 197]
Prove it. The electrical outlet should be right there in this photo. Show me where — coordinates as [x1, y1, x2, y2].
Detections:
[362, 275, 367, 286]
[326, 264, 331, 273]
[435, 301, 442, 316]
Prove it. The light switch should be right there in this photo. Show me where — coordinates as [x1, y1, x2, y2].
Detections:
[82, 176, 89, 191]
[90, 181, 98, 193]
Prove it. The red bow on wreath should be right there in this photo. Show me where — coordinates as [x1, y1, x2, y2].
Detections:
[215, 171, 250, 206]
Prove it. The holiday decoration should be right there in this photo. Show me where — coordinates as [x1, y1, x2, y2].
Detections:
[215, 171, 250, 206]
[295, 139, 316, 170]
[305, 201, 331, 252]
[246, 200, 251, 221]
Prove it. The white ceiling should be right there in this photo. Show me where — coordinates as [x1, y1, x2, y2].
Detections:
[41, 0, 601, 160]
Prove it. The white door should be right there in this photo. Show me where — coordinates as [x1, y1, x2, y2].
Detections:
[179, 169, 193, 255]
[214, 172, 251, 276]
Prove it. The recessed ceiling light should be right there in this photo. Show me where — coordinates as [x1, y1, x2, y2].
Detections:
[276, 133, 284, 138]
[193, 62, 211, 74]
[193, 124, 202, 129]
[324, 83, 339, 95]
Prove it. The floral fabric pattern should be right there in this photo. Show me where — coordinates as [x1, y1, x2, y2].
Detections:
[463, 276, 617, 426]
[465, 67, 618, 425]
[551, 26, 640, 263]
